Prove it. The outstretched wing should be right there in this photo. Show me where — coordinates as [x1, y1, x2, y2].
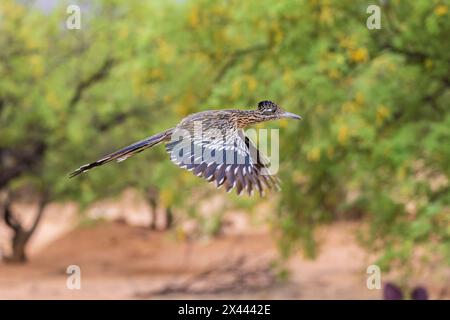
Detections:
[165, 128, 279, 196]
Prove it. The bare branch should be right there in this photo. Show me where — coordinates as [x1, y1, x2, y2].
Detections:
[68, 57, 116, 109]
[27, 192, 49, 236]
[1, 190, 22, 233]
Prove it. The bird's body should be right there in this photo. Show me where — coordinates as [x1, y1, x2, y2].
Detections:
[177, 109, 278, 131]
[70, 101, 301, 196]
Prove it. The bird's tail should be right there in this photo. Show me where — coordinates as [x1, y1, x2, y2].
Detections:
[69, 128, 173, 178]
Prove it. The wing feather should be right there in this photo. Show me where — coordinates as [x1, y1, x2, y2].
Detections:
[165, 128, 279, 196]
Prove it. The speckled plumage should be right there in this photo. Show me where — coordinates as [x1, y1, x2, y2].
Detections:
[69, 101, 302, 196]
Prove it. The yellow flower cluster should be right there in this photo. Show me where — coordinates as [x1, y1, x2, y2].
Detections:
[349, 48, 368, 63]
[338, 125, 349, 145]
[435, 5, 448, 16]
[189, 6, 200, 27]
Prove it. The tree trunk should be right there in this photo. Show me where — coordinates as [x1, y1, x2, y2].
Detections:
[165, 206, 173, 230]
[1, 191, 48, 263]
[147, 187, 158, 230]
[8, 231, 29, 263]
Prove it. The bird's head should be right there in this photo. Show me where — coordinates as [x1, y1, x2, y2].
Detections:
[256, 100, 302, 121]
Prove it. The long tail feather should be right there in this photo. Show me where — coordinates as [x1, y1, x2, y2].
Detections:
[69, 128, 173, 178]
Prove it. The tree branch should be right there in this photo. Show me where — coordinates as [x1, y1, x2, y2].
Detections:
[1, 191, 22, 233]
[68, 57, 116, 109]
[0, 142, 46, 189]
[27, 192, 49, 236]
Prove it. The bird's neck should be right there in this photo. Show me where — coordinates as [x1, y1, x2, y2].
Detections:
[235, 110, 266, 128]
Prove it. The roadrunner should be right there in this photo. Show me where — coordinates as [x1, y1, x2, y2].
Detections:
[70, 100, 302, 196]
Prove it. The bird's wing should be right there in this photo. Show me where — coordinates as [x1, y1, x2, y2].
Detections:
[165, 128, 280, 196]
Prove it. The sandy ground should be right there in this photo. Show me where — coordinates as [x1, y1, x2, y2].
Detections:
[0, 190, 448, 300]
[2, 220, 447, 300]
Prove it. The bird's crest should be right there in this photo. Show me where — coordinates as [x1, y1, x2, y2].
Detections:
[257, 100, 282, 114]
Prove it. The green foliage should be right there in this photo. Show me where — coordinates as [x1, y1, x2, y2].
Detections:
[1, 0, 449, 272]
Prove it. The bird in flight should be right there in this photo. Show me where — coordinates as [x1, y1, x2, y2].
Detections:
[70, 100, 302, 196]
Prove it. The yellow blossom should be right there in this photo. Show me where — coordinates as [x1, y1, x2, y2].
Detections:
[307, 147, 321, 162]
[189, 6, 200, 27]
[435, 5, 448, 16]
[349, 48, 368, 63]
[338, 125, 349, 144]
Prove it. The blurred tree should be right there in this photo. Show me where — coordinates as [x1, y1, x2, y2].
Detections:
[0, 190, 48, 262]
[0, 0, 180, 261]
[0, 0, 449, 277]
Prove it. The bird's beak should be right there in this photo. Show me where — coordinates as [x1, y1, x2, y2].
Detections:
[282, 111, 302, 120]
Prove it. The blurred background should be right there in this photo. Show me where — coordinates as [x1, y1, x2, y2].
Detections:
[0, 0, 449, 299]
